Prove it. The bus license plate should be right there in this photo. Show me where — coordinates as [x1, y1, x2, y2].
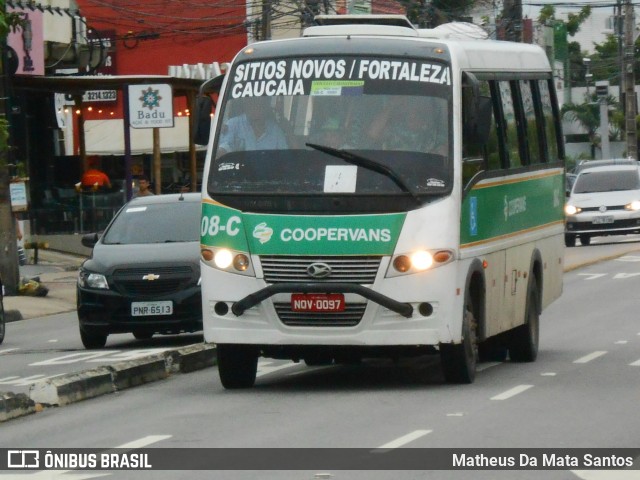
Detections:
[291, 293, 345, 312]
[131, 301, 173, 316]
[593, 216, 614, 224]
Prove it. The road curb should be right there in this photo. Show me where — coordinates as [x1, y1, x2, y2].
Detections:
[0, 392, 36, 422]
[1, 343, 217, 423]
[5, 309, 24, 323]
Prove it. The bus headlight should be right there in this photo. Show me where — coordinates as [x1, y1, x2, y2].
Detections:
[387, 249, 454, 277]
[201, 247, 255, 276]
[564, 204, 581, 215]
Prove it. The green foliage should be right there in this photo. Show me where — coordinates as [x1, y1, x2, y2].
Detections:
[398, 0, 478, 27]
[537, 4, 591, 35]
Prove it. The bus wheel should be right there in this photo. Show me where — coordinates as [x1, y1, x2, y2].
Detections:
[440, 304, 477, 384]
[580, 235, 591, 246]
[478, 337, 508, 362]
[565, 234, 576, 247]
[508, 277, 539, 362]
[304, 352, 333, 366]
[217, 345, 258, 389]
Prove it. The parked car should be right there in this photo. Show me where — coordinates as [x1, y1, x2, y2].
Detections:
[564, 165, 640, 247]
[572, 158, 638, 175]
[77, 193, 202, 349]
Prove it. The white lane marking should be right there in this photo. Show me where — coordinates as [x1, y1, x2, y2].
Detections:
[629, 359, 640, 366]
[446, 413, 465, 417]
[257, 363, 299, 377]
[115, 435, 172, 449]
[477, 362, 502, 372]
[491, 384, 534, 400]
[573, 351, 607, 364]
[615, 340, 628, 345]
[577, 273, 607, 281]
[571, 471, 640, 479]
[0, 348, 19, 355]
[377, 430, 432, 449]
[0, 374, 65, 387]
[615, 255, 640, 262]
[48, 339, 59, 343]
[0, 436, 172, 479]
[541, 372, 557, 376]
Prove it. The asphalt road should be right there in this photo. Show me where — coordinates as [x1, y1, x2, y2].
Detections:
[2, 245, 640, 479]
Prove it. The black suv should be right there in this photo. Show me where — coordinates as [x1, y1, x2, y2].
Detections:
[77, 193, 202, 349]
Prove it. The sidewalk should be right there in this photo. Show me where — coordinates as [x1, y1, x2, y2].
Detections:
[4, 249, 86, 322]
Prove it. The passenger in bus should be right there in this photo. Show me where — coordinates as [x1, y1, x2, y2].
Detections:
[217, 96, 288, 155]
[367, 97, 448, 155]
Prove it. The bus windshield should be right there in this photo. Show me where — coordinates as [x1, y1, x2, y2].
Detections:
[208, 55, 452, 212]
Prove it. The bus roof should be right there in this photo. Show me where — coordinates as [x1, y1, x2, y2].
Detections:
[297, 17, 551, 72]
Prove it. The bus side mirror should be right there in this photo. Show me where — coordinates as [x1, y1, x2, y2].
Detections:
[193, 73, 225, 146]
[194, 95, 214, 146]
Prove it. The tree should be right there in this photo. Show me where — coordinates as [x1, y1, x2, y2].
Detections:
[0, 3, 26, 295]
[399, 0, 483, 28]
[537, 5, 592, 89]
[562, 93, 622, 159]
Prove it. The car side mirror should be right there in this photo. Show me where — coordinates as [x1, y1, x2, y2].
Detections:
[81, 233, 100, 248]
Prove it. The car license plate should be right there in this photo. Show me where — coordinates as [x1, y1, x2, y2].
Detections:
[593, 216, 614, 224]
[291, 293, 345, 312]
[131, 301, 173, 316]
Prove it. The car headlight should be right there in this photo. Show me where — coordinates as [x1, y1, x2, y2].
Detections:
[200, 247, 255, 277]
[387, 249, 454, 277]
[625, 200, 640, 211]
[78, 271, 109, 289]
[564, 204, 581, 215]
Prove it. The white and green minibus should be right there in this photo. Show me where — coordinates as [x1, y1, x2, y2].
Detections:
[195, 16, 565, 388]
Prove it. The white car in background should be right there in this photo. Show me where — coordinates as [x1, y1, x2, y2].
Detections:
[565, 164, 640, 247]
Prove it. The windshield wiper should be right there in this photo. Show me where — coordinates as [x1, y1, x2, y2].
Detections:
[305, 142, 423, 205]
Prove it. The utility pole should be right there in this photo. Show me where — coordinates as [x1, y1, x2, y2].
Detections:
[260, 0, 272, 41]
[0, 5, 20, 296]
[624, 0, 637, 159]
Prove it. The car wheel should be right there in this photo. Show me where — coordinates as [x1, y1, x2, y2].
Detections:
[217, 345, 258, 389]
[565, 234, 576, 247]
[133, 331, 154, 340]
[440, 295, 477, 384]
[0, 295, 5, 345]
[580, 235, 591, 246]
[508, 277, 539, 362]
[80, 327, 108, 349]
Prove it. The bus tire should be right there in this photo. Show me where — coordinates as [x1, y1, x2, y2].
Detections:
[304, 352, 333, 366]
[478, 337, 508, 362]
[508, 277, 539, 362]
[217, 345, 258, 389]
[440, 303, 477, 384]
[565, 234, 576, 247]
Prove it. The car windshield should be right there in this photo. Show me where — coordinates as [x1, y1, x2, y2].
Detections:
[209, 55, 452, 207]
[573, 169, 640, 194]
[102, 201, 200, 245]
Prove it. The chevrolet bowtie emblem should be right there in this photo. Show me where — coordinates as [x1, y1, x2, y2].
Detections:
[142, 274, 160, 281]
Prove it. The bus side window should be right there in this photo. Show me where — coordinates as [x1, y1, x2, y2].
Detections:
[498, 80, 524, 169]
[520, 79, 544, 165]
[538, 79, 561, 162]
[462, 79, 500, 187]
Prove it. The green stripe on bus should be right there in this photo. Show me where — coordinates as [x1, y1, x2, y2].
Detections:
[201, 202, 406, 255]
[460, 172, 564, 245]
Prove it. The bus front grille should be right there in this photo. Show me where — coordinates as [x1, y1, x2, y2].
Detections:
[274, 303, 366, 327]
[260, 255, 381, 284]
